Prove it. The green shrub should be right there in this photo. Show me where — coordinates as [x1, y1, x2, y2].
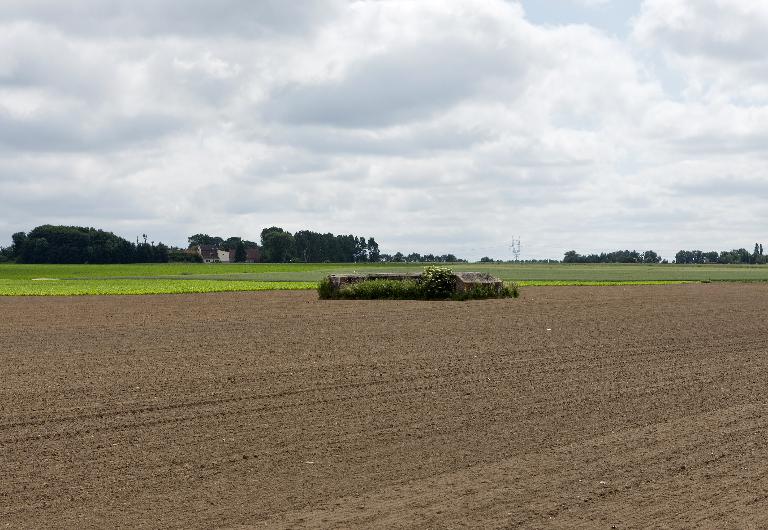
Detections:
[317, 276, 335, 299]
[317, 269, 520, 301]
[337, 279, 422, 300]
[421, 266, 454, 299]
[169, 250, 203, 263]
[451, 282, 520, 301]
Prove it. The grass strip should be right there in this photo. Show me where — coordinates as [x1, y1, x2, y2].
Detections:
[513, 280, 698, 286]
[0, 279, 315, 296]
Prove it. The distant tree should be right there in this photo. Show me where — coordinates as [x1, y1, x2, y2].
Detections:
[479, 256, 495, 263]
[221, 237, 242, 251]
[294, 230, 319, 262]
[354, 237, 367, 262]
[336, 234, 358, 262]
[392, 252, 405, 262]
[642, 250, 661, 264]
[169, 249, 202, 262]
[187, 234, 224, 248]
[234, 240, 247, 262]
[23, 236, 50, 263]
[261, 227, 296, 263]
[563, 250, 578, 263]
[154, 243, 169, 263]
[11, 232, 27, 258]
[135, 242, 154, 263]
[675, 250, 704, 264]
[367, 237, 380, 262]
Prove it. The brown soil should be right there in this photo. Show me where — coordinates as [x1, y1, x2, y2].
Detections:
[2, 284, 768, 529]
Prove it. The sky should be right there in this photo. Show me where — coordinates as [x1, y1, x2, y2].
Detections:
[2, 0, 767, 261]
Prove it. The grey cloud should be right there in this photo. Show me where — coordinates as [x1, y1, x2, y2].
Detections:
[256, 121, 495, 156]
[670, 132, 768, 157]
[239, 153, 332, 181]
[2, 181, 152, 220]
[671, 176, 768, 198]
[635, 1, 767, 62]
[0, 27, 111, 98]
[633, 0, 768, 101]
[264, 41, 527, 128]
[0, 107, 187, 152]
[0, 0, 342, 38]
[0, 156, 75, 184]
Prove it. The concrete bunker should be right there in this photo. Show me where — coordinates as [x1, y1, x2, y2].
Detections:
[325, 271, 504, 297]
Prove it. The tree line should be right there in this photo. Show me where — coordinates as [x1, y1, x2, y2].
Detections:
[10, 224, 764, 266]
[381, 252, 465, 263]
[256, 227, 467, 263]
[184, 233, 260, 263]
[674, 244, 765, 264]
[562, 244, 768, 264]
[261, 227, 374, 263]
[0, 224, 469, 264]
[187, 228, 467, 263]
[3, 225, 169, 264]
[563, 249, 663, 264]
[184, 228, 380, 263]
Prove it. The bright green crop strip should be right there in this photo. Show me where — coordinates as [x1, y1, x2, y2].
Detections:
[0, 279, 316, 296]
[513, 280, 698, 287]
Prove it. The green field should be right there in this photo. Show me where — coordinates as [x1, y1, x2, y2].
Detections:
[1, 262, 767, 295]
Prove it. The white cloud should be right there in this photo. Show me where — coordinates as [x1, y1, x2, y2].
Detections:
[570, 0, 612, 6]
[633, 0, 768, 102]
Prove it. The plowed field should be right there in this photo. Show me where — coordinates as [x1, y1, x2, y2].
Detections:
[2, 284, 768, 528]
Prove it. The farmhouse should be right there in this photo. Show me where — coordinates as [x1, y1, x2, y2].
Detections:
[230, 247, 261, 263]
[193, 245, 262, 263]
[196, 245, 220, 263]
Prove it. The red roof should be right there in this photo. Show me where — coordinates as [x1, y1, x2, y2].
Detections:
[197, 245, 219, 260]
[227, 247, 261, 262]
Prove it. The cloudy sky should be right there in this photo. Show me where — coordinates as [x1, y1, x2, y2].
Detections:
[2, 0, 767, 260]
